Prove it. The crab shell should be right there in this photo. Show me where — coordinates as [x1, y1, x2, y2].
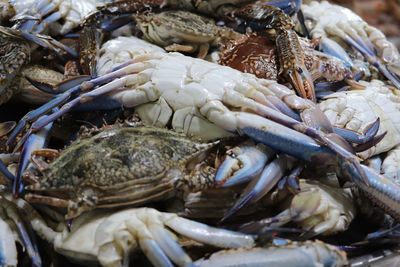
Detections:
[218, 33, 352, 83]
[25, 126, 218, 219]
[0, 27, 30, 105]
[135, 10, 242, 58]
[218, 33, 278, 80]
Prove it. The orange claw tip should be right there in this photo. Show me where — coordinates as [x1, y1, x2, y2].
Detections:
[288, 70, 316, 102]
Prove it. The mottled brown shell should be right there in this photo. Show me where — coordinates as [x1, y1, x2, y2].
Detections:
[25, 126, 218, 218]
[35, 126, 214, 189]
[219, 33, 278, 80]
[0, 26, 30, 104]
[136, 10, 217, 45]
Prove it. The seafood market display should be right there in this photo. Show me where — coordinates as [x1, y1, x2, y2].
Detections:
[2, 0, 400, 266]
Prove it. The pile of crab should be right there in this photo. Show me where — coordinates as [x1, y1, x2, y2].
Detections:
[2, 0, 400, 266]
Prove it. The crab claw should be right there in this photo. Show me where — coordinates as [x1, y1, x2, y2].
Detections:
[221, 154, 287, 222]
[13, 117, 53, 197]
[285, 65, 315, 102]
[276, 29, 316, 102]
[215, 141, 275, 187]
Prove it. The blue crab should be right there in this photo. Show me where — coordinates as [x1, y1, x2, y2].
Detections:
[6, 36, 400, 225]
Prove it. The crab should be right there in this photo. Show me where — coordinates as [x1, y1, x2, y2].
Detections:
[300, 0, 400, 89]
[218, 32, 358, 91]
[24, 125, 225, 219]
[240, 179, 356, 236]
[98, 0, 314, 100]
[134, 10, 242, 59]
[8, 36, 400, 223]
[319, 79, 400, 160]
[7, 65, 64, 105]
[13, 197, 255, 267]
[2, 0, 106, 35]
[0, 169, 256, 267]
[0, 25, 77, 105]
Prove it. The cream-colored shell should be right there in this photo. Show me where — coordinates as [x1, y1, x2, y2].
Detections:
[319, 79, 400, 159]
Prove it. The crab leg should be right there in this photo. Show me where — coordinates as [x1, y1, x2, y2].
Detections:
[0, 195, 42, 267]
[148, 224, 192, 266]
[276, 29, 315, 102]
[194, 240, 347, 267]
[18, 30, 77, 57]
[339, 159, 400, 221]
[163, 212, 255, 248]
[318, 38, 354, 69]
[0, 218, 18, 267]
[7, 58, 153, 145]
[126, 217, 175, 267]
[342, 35, 400, 89]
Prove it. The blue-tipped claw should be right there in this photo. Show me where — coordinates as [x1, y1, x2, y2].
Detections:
[215, 142, 275, 187]
[354, 131, 387, 153]
[334, 118, 380, 145]
[220, 154, 287, 222]
[277, 162, 303, 192]
[13, 117, 53, 197]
